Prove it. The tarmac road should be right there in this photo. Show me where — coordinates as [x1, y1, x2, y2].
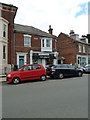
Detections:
[1, 74, 88, 118]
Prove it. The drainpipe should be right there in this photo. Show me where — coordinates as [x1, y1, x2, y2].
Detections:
[13, 30, 16, 65]
[9, 5, 12, 70]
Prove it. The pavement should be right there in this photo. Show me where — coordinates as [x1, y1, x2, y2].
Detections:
[0, 75, 6, 82]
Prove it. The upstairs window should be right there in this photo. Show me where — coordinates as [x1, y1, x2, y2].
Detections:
[3, 24, 6, 38]
[79, 44, 81, 53]
[83, 44, 85, 53]
[24, 35, 31, 47]
[46, 39, 50, 47]
[42, 39, 44, 47]
[3, 45, 6, 59]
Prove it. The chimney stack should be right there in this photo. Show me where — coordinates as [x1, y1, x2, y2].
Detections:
[48, 25, 53, 34]
[69, 30, 79, 40]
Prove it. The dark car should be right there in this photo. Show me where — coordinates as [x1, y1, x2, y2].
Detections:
[46, 64, 83, 79]
[6, 64, 47, 84]
[83, 65, 90, 74]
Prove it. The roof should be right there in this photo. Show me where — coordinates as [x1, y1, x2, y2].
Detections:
[58, 32, 90, 45]
[0, 2, 18, 9]
[14, 24, 57, 39]
[0, 2, 18, 18]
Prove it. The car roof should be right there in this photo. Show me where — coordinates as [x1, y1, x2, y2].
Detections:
[23, 64, 42, 67]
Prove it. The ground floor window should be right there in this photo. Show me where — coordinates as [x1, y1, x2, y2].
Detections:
[77, 55, 88, 67]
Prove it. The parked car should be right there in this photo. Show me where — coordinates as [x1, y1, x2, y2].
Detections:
[6, 64, 47, 84]
[82, 64, 90, 74]
[46, 64, 83, 79]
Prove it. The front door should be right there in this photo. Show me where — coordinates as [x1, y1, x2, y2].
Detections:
[78, 57, 81, 67]
[19, 56, 24, 68]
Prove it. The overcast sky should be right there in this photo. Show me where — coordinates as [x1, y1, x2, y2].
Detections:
[0, 0, 89, 37]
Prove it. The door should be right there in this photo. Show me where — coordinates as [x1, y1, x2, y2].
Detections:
[20, 65, 33, 80]
[78, 57, 81, 67]
[20, 65, 42, 81]
[19, 56, 24, 68]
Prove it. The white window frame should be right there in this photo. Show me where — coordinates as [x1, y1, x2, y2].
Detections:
[41, 37, 52, 52]
[83, 44, 85, 53]
[24, 35, 31, 47]
[46, 39, 50, 47]
[16, 52, 28, 68]
[3, 24, 7, 38]
[79, 44, 81, 53]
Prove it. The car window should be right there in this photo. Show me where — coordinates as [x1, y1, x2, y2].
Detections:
[68, 65, 75, 69]
[32, 65, 41, 70]
[24, 66, 32, 71]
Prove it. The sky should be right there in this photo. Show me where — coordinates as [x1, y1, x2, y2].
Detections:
[0, 0, 89, 37]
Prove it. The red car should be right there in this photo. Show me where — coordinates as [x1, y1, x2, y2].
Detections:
[6, 64, 47, 84]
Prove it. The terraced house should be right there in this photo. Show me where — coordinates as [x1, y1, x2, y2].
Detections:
[57, 30, 90, 67]
[14, 24, 58, 68]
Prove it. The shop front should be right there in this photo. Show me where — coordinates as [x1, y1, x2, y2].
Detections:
[30, 50, 58, 68]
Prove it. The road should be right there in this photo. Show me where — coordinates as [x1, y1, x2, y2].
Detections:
[1, 74, 88, 118]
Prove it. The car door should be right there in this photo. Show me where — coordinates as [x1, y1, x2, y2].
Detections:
[31, 65, 42, 79]
[20, 65, 33, 81]
[69, 65, 77, 76]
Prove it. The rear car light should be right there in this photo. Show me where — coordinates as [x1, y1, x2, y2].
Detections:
[50, 69, 56, 72]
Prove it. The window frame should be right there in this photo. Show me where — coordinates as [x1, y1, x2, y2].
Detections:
[24, 35, 31, 47]
[3, 24, 6, 38]
[46, 39, 50, 47]
[83, 44, 85, 53]
[79, 44, 81, 53]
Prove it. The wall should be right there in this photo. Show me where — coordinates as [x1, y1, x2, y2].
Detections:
[57, 33, 76, 65]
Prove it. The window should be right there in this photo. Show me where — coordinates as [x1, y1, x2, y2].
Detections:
[42, 39, 44, 47]
[41, 38, 52, 52]
[83, 45, 85, 53]
[24, 66, 32, 71]
[88, 46, 90, 53]
[32, 65, 41, 70]
[24, 35, 31, 47]
[3, 45, 6, 59]
[46, 39, 50, 47]
[3, 24, 6, 38]
[79, 44, 81, 53]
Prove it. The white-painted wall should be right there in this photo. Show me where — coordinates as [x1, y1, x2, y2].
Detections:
[0, 12, 9, 74]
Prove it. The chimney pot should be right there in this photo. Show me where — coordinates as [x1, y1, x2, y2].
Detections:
[48, 25, 53, 35]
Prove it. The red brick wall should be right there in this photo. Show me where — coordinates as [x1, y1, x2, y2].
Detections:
[76, 42, 88, 55]
[14, 32, 56, 64]
[57, 33, 89, 65]
[31, 35, 41, 51]
[57, 33, 77, 64]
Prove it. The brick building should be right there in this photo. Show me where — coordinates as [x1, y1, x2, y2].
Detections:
[13, 24, 58, 68]
[0, 2, 17, 74]
[57, 30, 90, 67]
[0, 2, 58, 72]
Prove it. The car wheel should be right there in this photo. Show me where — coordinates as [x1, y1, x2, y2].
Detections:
[59, 73, 64, 79]
[13, 77, 20, 84]
[78, 72, 82, 77]
[40, 75, 46, 81]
